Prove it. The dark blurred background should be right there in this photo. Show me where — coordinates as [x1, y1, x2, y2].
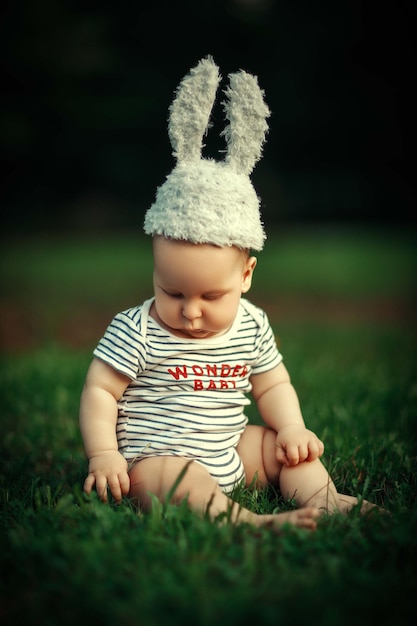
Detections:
[1, 0, 415, 235]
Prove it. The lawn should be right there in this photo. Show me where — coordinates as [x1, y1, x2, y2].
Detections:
[1, 225, 416, 625]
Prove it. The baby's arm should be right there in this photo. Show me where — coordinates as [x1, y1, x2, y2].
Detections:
[251, 362, 324, 466]
[79, 357, 131, 503]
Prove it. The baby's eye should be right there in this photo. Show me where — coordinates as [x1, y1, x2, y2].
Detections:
[162, 289, 182, 298]
[203, 293, 224, 301]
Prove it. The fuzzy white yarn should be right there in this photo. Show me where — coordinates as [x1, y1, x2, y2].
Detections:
[144, 56, 270, 250]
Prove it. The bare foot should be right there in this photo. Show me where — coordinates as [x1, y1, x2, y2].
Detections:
[337, 494, 387, 516]
[256, 507, 320, 531]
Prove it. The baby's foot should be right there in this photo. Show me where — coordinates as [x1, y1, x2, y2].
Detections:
[259, 506, 320, 531]
[337, 494, 387, 516]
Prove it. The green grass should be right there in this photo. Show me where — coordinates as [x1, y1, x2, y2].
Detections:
[2, 225, 416, 306]
[1, 226, 417, 625]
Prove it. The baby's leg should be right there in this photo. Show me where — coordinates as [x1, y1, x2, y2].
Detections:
[279, 457, 344, 512]
[280, 461, 381, 514]
[237, 424, 376, 515]
[128, 456, 319, 530]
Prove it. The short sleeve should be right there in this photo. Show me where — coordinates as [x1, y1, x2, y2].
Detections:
[93, 308, 146, 380]
[251, 308, 283, 375]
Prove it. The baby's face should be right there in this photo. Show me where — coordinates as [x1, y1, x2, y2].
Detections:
[151, 236, 256, 339]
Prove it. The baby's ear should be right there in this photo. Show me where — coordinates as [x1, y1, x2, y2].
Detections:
[242, 256, 257, 293]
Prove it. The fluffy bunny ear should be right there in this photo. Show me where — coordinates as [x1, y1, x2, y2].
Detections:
[221, 70, 270, 175]
[168, 56, 221, 164]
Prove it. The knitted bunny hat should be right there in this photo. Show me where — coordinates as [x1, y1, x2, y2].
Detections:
[144, 56, 270, 251]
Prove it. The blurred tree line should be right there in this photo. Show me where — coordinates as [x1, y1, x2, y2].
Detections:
[1, 0, 415, 234]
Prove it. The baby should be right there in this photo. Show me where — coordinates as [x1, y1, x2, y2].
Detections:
[79, 57, 375, 530]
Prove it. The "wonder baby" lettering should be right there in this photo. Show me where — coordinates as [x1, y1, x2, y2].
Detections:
[167, 363, 248, 391]
[167, 363, 248, 380]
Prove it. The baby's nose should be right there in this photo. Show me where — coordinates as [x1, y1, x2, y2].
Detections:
[182, 300, 202, 320]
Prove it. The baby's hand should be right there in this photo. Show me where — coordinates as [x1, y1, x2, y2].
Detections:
[84, 450, 130, 504]
[275, 424, 324, 466]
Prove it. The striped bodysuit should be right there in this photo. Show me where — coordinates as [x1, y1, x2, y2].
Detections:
[93, 297, 282, 494]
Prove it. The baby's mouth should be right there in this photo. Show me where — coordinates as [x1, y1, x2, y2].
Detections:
[185, 328, 208, 337]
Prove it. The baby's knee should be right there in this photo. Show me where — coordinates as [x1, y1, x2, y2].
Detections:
[129, 456, 213, 509]
[128, 456, 180, 508]
[262, 428, 281, 486]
